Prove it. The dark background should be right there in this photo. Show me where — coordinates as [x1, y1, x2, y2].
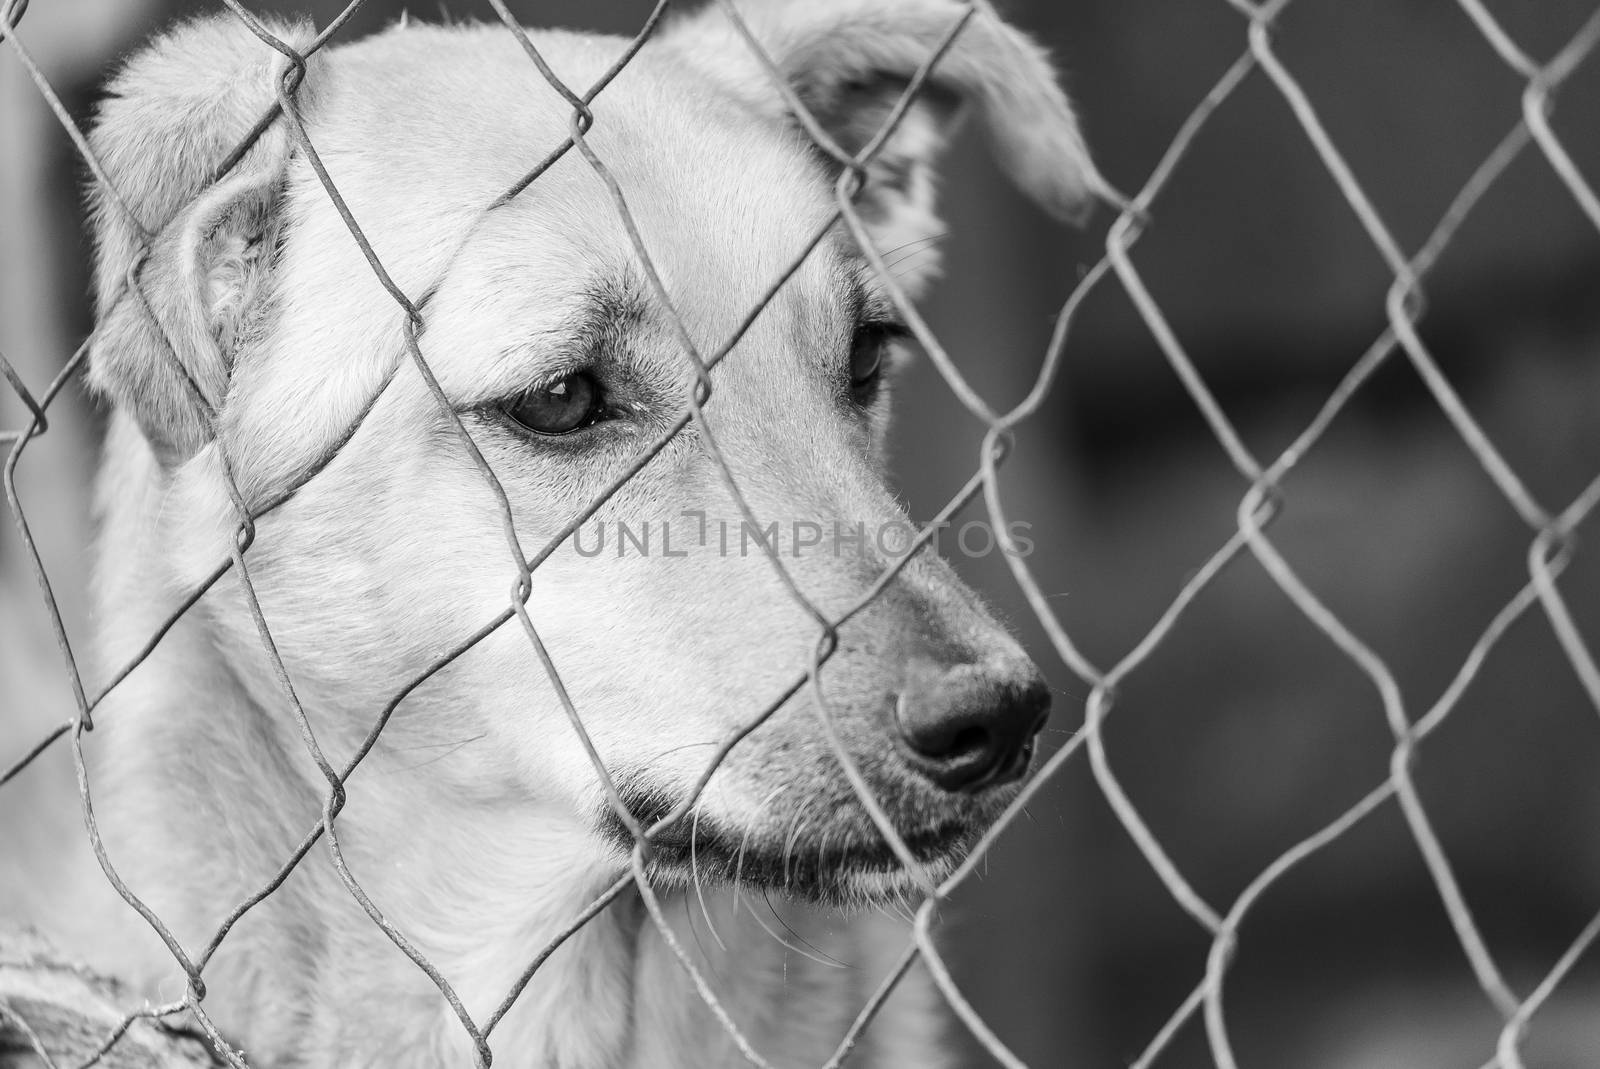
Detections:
[4, 1, 1600, 1065]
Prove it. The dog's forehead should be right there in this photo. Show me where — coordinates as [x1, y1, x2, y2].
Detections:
[309, 23, 836, 253]
[302, 23, 857, 385]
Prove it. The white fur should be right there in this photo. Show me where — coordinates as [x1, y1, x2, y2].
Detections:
[80, 4, 1093, 1065]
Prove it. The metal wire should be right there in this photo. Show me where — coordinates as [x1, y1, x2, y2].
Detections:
[4, 0, 1600, 1066]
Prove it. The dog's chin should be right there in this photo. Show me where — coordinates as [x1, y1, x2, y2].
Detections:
[597, 789, 1005, 908]
[641, 819, 975, 908]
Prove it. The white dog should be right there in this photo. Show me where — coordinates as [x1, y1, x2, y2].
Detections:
[81, 1, 1094, 1065]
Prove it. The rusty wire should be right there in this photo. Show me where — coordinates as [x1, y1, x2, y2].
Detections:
[3, 0, 1600, 1066]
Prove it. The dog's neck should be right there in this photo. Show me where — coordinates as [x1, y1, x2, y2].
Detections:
[94, 650, 915, 1068]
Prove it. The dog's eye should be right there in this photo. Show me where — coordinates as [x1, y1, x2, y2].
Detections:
[502, 372, 607, 436]
[849, 321, 903, 403]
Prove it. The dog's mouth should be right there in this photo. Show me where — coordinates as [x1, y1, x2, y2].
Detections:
[597, 795, 979, 904]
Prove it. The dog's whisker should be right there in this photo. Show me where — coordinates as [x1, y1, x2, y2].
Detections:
[388, 732, 489, 772]
[732, 827, 752, 924]
[762, 889, 851, 970]
[882, 240, 940, 269]
[881, 233, 948, 270]
[877, 230, 948, 261]
[881, 889, 904, 926]
[888, 248, 942, 280]
[814, 825, 833, 896]
[888, 887, 916, 926]
[732, 784, 785, 923]
[382, 733, 489, 754]
[780, 790, 826, 891]
[690, 800, 727, 953]
[680, 894, 724, 987]
[645, 739, 722, 761]
[780, 805, 809, 889]
[741, 896, 848, 972]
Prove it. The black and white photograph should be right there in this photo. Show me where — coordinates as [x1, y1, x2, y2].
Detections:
[3, 1, 1600, 1066]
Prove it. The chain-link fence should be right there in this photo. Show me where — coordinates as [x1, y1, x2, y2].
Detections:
[3, 0, 1600, 1066]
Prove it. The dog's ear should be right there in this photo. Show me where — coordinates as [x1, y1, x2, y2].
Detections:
[670, 0, 1097, 286]
[86, 16, 319, 465]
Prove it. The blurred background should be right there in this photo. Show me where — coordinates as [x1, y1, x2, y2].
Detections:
[5, 1, 1600, 1065]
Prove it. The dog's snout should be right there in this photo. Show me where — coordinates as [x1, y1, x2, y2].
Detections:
[893, 660, 1050, 793]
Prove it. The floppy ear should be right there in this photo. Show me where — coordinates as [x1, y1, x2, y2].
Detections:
[668, 0, 1098, 285]
[86, 16, 319, 465]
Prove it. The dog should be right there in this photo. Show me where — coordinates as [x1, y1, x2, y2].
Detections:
[80, 1, 1094, 1065]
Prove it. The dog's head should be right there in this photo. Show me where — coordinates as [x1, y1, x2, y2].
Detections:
[87, 1, 1094, 906]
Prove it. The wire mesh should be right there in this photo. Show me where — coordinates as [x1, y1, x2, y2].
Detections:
[3, 0, 1600, 1066]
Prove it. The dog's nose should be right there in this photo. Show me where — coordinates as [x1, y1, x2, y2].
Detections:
[893, 660, 1050, 793]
